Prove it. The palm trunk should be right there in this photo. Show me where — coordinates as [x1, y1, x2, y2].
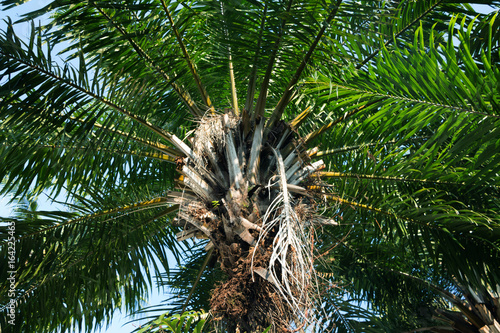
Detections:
[168, 111, 330, 332]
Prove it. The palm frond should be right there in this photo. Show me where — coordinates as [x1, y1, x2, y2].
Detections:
[0, 187, 181, 332]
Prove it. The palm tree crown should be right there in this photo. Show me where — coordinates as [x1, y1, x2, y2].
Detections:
[0, 0, 499, 332]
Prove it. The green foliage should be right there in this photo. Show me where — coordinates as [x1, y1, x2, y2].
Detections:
[135, 310, 208, 333]
[0, 0, 499, 332]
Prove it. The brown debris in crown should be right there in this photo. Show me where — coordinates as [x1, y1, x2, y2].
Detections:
[168, 111, 331, 332]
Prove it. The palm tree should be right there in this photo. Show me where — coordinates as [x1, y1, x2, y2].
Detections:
[0, 0, 499, 332]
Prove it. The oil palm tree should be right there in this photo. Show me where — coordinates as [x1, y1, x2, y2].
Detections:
[0, 0, 499, 332]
